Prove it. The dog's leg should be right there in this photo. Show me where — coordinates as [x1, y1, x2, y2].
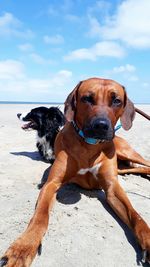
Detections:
[115, 136, 150, 175]
[115, 136, 150, 167]
[101, 174, 150, 263]
[0, 151, 72, 267]
[118, 167, 150, 175]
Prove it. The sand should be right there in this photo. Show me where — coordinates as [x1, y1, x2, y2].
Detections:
[0, 104, 149, 267]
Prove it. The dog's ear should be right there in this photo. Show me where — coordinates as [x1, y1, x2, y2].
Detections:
[64, 81, 82, 121]
[48, 107, 65, 125]
[120, 87, 135, 130]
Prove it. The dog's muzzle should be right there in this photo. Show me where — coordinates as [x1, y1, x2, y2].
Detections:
[82, 117, 114, 141]
[17, 113, 38, 130]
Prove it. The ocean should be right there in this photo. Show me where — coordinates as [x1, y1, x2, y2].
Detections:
[0, 101, 149, 105]
[0, 101, 63, 105]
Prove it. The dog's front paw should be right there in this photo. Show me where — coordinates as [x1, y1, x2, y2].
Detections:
[135, 225, 150, 264]
[142, 249, 150, 264]
[0, 237, 39, 267]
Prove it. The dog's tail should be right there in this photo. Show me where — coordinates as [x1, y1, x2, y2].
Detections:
[135, 107, 150, 120]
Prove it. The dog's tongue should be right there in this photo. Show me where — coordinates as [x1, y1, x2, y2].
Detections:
[22, 122, 32, 130]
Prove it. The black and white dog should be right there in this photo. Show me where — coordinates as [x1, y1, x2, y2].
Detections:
[17, 107, 65, 163]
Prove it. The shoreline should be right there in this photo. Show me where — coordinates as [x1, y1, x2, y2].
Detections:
[0, 101, 150, 105]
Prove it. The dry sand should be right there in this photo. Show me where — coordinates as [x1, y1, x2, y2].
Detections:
[0, 104, 150, 267]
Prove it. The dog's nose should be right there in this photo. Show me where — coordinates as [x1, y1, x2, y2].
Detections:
[93, 118, 109, 131]
[17, 113, 21, 119]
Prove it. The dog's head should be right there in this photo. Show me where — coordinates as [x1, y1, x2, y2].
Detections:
[17, 106, 65, 132]
[64, 78, 135, 142]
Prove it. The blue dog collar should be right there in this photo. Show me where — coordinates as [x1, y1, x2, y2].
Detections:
[115, 120, 122, 132]
[71, 120, 122, 145]
[78, 129, 100, 144]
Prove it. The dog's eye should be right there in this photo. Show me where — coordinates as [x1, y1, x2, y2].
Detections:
[112, 98, 122, 106]
[81, 95, 94, 104]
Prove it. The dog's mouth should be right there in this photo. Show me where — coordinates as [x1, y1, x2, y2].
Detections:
[17, 113, 38, 130]
[21, 121, 38, 131]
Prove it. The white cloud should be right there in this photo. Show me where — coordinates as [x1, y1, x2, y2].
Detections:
[44, 34, 64, 45]
[30, 70, 72, 93]
[28, 70, 73, 93]
[107, 63, 139, 83]
[88, 0, 150, 49]
[47, 0, 73, 17]
[87, 1, 111, 17]
[57, 70, 72, 78]
[88, 16, 103, 38]
[142, 82, 149, 88]
[0, 12, 34, 39]
[128, 75, 139, 82]
[30, 53, 54, 65]
[112, 64, 136, 74]
[0, 12, 21, 28]
[0, 59, 25, 79]
[18, 43, 33, 52]
[64, 41, 125, 61]
[0, 59, 72, 99]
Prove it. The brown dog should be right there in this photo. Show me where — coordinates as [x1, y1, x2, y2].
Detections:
[0, 77, 150, 266]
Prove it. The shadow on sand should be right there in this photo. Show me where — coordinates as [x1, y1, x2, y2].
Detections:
[10, 151, 42, 161]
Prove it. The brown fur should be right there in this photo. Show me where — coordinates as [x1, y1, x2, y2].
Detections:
[0, 77, 150, 266]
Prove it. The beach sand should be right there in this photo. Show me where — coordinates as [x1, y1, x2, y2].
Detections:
[0, 104, 149, 267]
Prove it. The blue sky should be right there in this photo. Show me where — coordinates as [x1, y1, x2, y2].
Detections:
[0, 0, 150, 103]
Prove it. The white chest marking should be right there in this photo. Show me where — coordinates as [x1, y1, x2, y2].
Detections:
[36, 135, 54, 159]
[77, 163, 101, 179]
[59, 125, 64, 131]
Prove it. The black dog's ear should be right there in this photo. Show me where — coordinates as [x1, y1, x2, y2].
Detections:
[55, 108, 66, 125]
[48, 107, 65, 125]
[120, 87, 135, 130]
[64, 81, 82, 122]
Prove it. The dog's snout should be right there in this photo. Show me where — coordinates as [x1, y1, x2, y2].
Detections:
[82, 116, 114, 141]
[17, 113, 21, 119]
[93, 118, 109, 132]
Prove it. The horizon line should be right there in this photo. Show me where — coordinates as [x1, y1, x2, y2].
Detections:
[0, 101, 149, 105]
[0, 101, 64, 105]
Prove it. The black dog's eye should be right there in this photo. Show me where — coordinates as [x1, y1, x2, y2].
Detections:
[81, 95, 94, 104]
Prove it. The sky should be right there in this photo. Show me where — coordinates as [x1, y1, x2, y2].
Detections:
[0, 0, 150, 103]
